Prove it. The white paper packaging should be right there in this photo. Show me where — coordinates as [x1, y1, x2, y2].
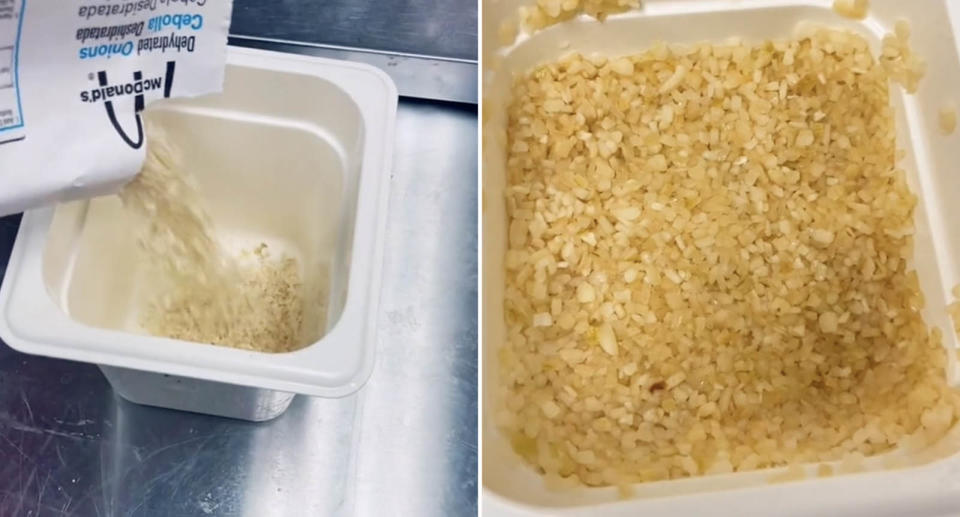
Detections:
[0, 0, 233, 216]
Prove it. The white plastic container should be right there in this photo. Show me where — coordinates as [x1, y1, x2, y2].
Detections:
[482, 0, 960, 514]
[0, 47, 397, 421]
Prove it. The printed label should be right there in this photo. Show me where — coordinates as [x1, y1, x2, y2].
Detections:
[0, 0, 233, 215]
[0, 0, 24, 142]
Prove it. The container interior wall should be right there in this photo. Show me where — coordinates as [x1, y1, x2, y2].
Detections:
[482, 0, 960, 508]
[40, 63, 367, 350]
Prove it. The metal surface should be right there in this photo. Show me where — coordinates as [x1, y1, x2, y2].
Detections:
[228, 38, 478, 104]
[0, 99, 478, 516]
[228, 0, 478, 104]
[231, 0, 477, 61]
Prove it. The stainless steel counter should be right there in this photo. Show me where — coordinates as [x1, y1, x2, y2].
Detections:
[0, 99, 478, 516]
[229, 0, 478, 103]
[231, 0, 477, 61]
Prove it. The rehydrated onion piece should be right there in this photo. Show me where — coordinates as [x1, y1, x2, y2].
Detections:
[520, 0, 640, 32]
[940, 103, 957, 135]
[832, 0, 868, 20]
[880, 20, 925, 94]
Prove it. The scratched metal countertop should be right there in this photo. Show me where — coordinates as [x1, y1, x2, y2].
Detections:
[231, 0, 477, 61]
[229, 0, 478, 103]
[0, 97, 478, 516]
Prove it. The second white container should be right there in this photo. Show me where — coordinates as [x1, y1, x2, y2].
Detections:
[483, 0, 960, 515]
